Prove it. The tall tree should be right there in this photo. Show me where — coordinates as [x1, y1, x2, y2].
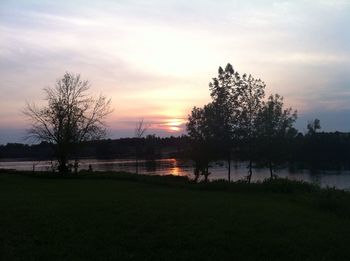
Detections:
[209, 63, 239, 181]
[24, 72, 112, 173]
[187, 105, 215, 182]
[234, 73, 266, 183]
[256, 94, 297, 178]
[194, 63, 266, 182]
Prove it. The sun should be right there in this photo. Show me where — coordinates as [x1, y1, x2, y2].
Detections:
[165, 118, 185, 132]
[169, 126, 181, 132]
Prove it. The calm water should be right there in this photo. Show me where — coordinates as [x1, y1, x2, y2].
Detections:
[1, 158, 350, 190]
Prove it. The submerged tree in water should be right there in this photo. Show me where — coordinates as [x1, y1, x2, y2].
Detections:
[24, 72, 112, 173]
[187, 105, 215, 182]
[256, 94, 298, 178]
[209, 63, 238, 182]
[187, 63, 266, 183]
[233, 72, 266, 183]
[209, 63, 267, 183]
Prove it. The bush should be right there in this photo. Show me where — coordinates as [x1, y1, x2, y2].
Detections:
[316, 187, 350, 218]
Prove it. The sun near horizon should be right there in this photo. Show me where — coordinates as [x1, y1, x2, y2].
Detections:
[0, 0, 350, 144]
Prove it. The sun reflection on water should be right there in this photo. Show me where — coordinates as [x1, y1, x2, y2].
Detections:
[168, 158, 185, 176]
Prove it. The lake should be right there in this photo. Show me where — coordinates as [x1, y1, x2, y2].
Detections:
[1, 158, 350, 190]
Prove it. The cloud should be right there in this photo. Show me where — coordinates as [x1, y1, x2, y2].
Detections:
[0, 0, 350, 142]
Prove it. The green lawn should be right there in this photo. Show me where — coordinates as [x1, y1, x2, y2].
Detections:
[1, 173, 350, 261]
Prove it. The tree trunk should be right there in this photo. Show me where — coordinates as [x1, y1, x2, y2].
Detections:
[269, 161, 273, 179]
[228, 151, 231, 182]
[74, 159, 78, 175]
[57, 145, 69, 173]
[194, 165, 200, 183]
[204, 165, 209, 183]
[248, 159, 253, 183]
[136, 158, 138, 174]
[247, 136, 253, 183]
[135, 145, 139, 174]
[58, 158, 68, 173]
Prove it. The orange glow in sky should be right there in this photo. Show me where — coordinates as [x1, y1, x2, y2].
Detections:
[164, 118, 186, 132]
[1, 0, 350, 143]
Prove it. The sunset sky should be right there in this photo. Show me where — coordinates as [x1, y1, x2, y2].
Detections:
[0, 0, 349, 144]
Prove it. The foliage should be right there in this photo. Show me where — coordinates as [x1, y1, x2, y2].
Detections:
[255, 94, 298, 177]
[208, 64, 239, 181]
[23, 72, 112, 172]
[307, 118, 321, 135]
[233, 70, 266, 182]
[187, 105, 216, 182]
[188, 63, 267, 182]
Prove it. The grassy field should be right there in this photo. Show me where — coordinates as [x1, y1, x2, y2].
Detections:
[1, 172, 350, 261]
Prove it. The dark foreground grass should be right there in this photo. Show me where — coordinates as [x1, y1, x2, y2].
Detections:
[1, 172, 350, 261]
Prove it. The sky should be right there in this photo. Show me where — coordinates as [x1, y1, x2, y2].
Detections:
[0, 0, 349, 144]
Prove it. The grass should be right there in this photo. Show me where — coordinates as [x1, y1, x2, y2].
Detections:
[1, 171, 350, 260]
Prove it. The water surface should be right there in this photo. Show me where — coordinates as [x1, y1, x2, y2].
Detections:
[1, 158, 350, 190]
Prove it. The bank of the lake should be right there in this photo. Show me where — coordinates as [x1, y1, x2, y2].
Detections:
[1, 171, 350, 261]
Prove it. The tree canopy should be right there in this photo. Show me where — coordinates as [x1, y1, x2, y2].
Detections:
[187, 63, 298, 182]
[24, 72, 112, 172]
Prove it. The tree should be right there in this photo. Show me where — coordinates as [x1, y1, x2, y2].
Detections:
[233, 72, 266, 183]
[305, 118, 322, 169]
[307, 118, 321, 135]
[134, 119, 148, 174]
[256, 94, 297, 178]
[24, 72, 112, 173]
[209, 64, 266, 182]
[209, 63, 239, 181]
[189, 63, 266, 182]
[187, 105, 216, 182]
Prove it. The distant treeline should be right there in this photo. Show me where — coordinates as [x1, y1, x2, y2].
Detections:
[292, 131, 350, 170]
[1, 132, 350, 170]
[0, 135, 189, 161]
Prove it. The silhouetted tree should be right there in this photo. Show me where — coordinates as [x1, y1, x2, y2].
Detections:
[304, 119, 323, 169]
[256, 94, 297, 178]
[307, 118, 321, 135]
[134, 119, 148, 174]
[190, 63, 266, 182]
[234, 72, 266, 183]
[209, 64, 267, 182]
[187, 105, 215, 182]
[24, 72, 112, 173]
[209, 63, 239, 181]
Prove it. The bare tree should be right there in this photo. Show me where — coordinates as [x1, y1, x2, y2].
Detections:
[134, 119, 148, 174]
[24, 72, 112, 173]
